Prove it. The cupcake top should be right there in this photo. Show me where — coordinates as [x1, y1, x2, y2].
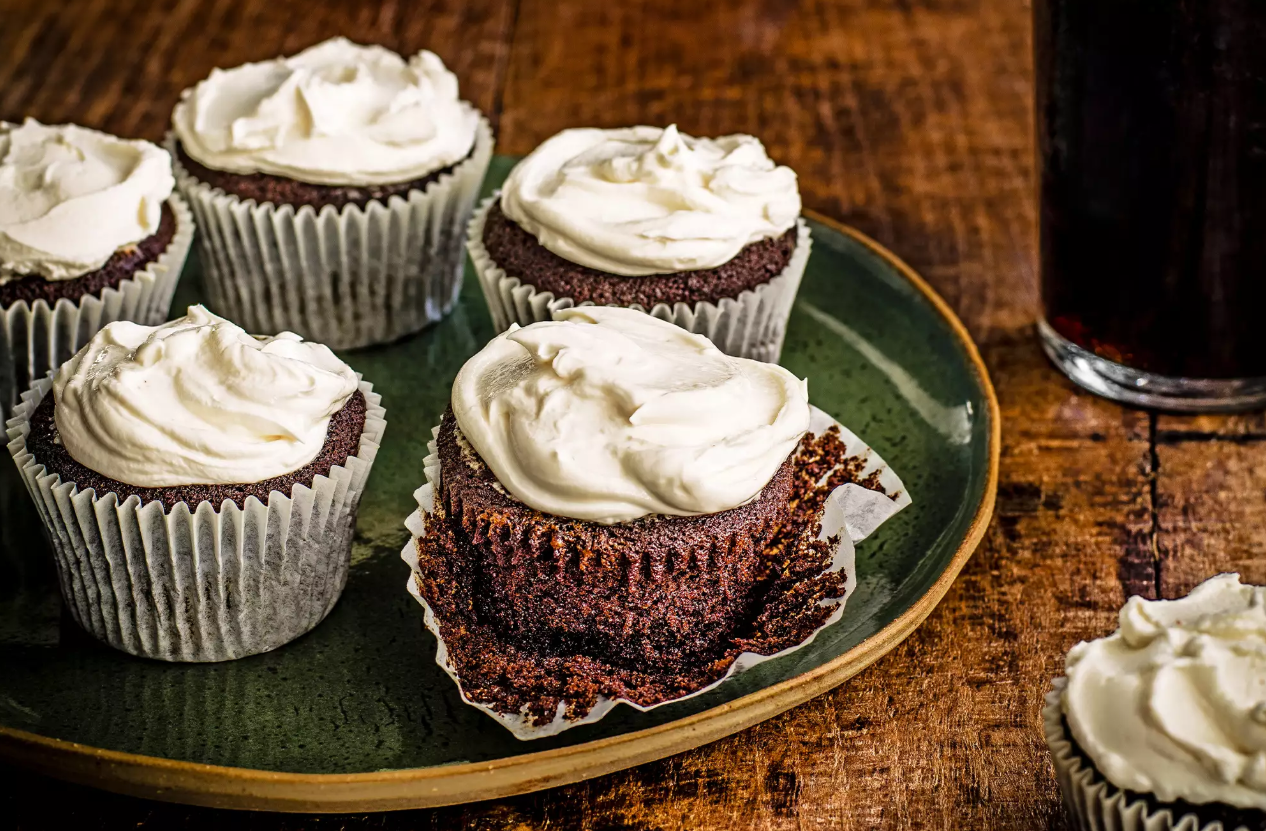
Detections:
[0, 119, 174, 282]
[172, 37, 479, 187]
[53, 305, 358, 488]
[1062, 573, 1266, 810]
[499, 125, 800, 276]
[451, 306, 810, 524]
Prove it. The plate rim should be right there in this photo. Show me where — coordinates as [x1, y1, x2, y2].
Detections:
[0, 209, 1001, 813]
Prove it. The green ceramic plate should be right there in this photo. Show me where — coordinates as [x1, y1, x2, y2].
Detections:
[0, 157, 998, 813]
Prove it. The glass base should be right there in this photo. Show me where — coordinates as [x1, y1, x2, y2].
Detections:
[1038, 320, 1266, 412]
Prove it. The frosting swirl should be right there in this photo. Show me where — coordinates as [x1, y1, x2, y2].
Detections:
[1062, 573, 1266, 809]
[172, 37, 479, 186]
[451, 306, 810, 524]
[500, 125, 801, 276]
[53, 305, 359, 488]
[0, 119, 174, 282]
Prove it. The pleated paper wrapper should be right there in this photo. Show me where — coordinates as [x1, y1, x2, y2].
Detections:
[467, 195, 813, 363]
[1043, 681, 1255, 831]
[0, 194, 194, 418]
[169, 110, 494, 350]
[6, 375, 387, 663]
[402, 405, 910, 739]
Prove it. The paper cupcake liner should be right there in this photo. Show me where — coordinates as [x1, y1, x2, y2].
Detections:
[467, 196, 813, 363]
[168, 110, 495, 350]
[402, 405, 910, 739]
[1043, 681, 1255, 831]
[0, 194, 194, 418]
[5, 375, 387, 663]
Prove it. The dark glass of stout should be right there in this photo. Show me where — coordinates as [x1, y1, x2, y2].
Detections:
[1035, 0, 1266, 410]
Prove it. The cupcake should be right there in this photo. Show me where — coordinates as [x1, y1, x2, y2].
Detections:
[405, 307, 906, 729]
[169, 37, 494, 349]
[468, 124, 812, 362]
[6, 305, 387, 662]
[0, 119, 193, 416]
[1044, 574, 1266, 831]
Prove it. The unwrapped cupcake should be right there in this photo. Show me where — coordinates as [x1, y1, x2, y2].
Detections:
[1045, 574, 1266, 831]
[403, 307, 908, 737]
[170, 37, 494, 349]
[6, 305, 386, 662]
[0, 119, 193, 416]
[469, 125, 811, 362]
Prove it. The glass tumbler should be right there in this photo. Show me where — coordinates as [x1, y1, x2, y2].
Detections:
[1035, 0, 1266, 411]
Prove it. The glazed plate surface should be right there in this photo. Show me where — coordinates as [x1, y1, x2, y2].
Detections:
[0, 157, 998, 812]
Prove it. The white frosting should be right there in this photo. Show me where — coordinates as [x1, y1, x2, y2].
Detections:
[53, 305, 359, 488]
[0, 119, 174, 282]
[1062, 574, 1266, 810]
[499, 125, 801, 276]
[172, 37, 479, 187]
[451, 306, 810, 524]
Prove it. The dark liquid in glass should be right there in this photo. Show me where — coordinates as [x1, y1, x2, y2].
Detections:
[1036, 0, 1266, 379]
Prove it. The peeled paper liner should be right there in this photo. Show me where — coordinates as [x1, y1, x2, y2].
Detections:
[0, 194, 194, 417]
[168, 110, 495, 350]
[467, 194, 813, 363]
[1043, 681, 1252, 831]
[5, 374, 387, 663]
[401, 406, 911, 740]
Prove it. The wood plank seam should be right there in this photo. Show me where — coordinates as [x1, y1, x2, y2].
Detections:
[489, 0, 524, 129]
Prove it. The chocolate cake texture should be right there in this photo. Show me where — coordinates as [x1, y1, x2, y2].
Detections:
[436, 408, 797, 669]
[0, 203, 177, 307]
[174, 142, 471, 211]
[480, 200, 799, 307]
[412, 410, 891, 724]
[24, 389, 368, 511]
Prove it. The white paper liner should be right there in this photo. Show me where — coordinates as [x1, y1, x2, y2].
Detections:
[467, 195, 813, 363]
[0, 194, 194, 418]
[5, 374, 387, 663]
[401, 405, 910, 739]
[168, 110, 494, 350]
[1043, 680, 1254, 831]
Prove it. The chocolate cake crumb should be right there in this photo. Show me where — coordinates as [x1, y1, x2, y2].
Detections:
[480, 200, 799, 307]
[24, 390, 367, 511]
[0, 203, 178, 308]
[412, 416, 894, 725]
[174, 142, 471, 211]
[436, 407, 796, 669]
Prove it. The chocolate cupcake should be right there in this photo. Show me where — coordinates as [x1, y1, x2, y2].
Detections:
[6, 306, 387, 662]
[169, 37, 494, 349]
[1044, 574, 1266, 831]
[0, 119, 193, 416]
[433, 408, 799, 670]
[468, 125, 812, 362]
[403, 307, 910, 735]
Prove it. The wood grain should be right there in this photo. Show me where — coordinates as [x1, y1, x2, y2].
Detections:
[0, 0, 1244, 828]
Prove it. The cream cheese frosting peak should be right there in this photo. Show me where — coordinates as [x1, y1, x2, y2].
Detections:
[172, 37, 479, 186]
[1062, 573, 1266, 810]
[0, 119, 174, 282]
[499, 125, 801, 276]
[53, 305, 359, 488]
[451, 306, 810, 524]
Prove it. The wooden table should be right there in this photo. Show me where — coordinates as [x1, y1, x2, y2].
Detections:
[3, 0, 1259, 827]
